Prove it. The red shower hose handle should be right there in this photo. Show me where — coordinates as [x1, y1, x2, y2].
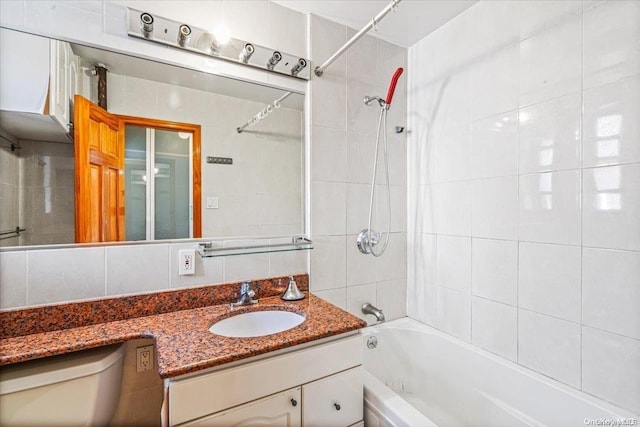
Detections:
[385, 67, 404, 106]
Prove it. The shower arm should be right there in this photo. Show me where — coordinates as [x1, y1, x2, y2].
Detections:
[314, 0, 402, 77]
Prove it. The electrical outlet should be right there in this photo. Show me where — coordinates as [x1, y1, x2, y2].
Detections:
[136, 345, 154, 372]
[178, 249, 195, 275]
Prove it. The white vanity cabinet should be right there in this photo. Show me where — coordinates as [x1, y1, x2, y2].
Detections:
[167, 334, 363, 427]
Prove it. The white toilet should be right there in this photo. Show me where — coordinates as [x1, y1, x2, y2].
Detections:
[0, 344, 125, 426]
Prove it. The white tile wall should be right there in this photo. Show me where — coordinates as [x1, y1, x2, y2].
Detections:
[408, 0, 640, 412]
[309, 14, 407, 322]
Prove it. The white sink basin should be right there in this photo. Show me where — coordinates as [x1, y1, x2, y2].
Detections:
[209, 310, 305, 337]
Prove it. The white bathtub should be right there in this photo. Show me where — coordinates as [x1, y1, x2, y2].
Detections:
[362, 318, 638, 427]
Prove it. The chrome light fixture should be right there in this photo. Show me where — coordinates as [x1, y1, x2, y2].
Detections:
[266, 51, 282, 70]
[139, 12, 154, 38]
[127, 8, 311, 79]
[177, 24, 191, 47]
[239, 43, 255, 63]
[290, 58, 307, 76]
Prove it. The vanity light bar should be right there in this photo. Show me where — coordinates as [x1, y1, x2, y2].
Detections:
[126, 8, 311, 80]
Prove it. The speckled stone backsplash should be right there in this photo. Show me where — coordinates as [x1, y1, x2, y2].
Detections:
[0, 274, 308, 339]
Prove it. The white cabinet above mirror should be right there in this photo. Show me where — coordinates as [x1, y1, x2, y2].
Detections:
[0, 28, 305, 249]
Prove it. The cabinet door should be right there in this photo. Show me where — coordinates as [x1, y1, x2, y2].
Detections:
[302, 368, 363, 427]
[181, 387, 301, 427]
[50, 39, 69, 127]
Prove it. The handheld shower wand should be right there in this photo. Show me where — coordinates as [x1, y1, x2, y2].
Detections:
[357, 67, 404, 257]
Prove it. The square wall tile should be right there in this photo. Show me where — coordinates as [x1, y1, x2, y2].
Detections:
[346, 234, 377, 287]
[314, 287, 347, 311]
[311, 181, 346, 236]
[471, 238, 517, 306]
[376, 232, 407, 282]
[27, 247, 105, 305]
[106, 244, 169, 296]
[519, 170, 581, 246]
[346, 131, 376, 184]
[517, 0, 583, 41]
[582, 326, 640, 414]
[583, 248, 640, 340]
[472, 297, 517, 361]
[310, 236, 346, 292]
[433, 124, 472, 183]
[346, 183, 371, 235]
[346, 283, 377, 325]
[583, 164, 640, 251]
[519, 14, 581, 107]
[268, 1, 306, 57]
[471, 43, 519, 121]
[408, 233, 436, 288]
[472, 176, 518, 240]
[471, 110, 518, 179]
[311, 126, 347, 182]
[518, 309, 581, 388]
[583, 0, 640, 89]
[436, 235, 471, 292]
[407, 283, 437, 327]
[583, 75, 640, 168]
[0, 251, 26, 309]
[518, 242, 581, 323]
[269, 250, 308, 278]
[519, 92, 581, 174]
[224, 252, 269, 283]
[433, 181, 472, 236]
[377, 279, 407, 322]
[436, 286, 471, 341]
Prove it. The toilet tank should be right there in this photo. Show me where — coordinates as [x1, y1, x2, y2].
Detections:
[0, 344, 125, 427]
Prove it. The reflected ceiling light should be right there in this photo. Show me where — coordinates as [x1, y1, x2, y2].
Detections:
[290, 58, 307, 76]
[177, 24, 191, 47]
[178, 132, 191, 139]
[266, 51, 282, 70]
[213, 25, 231, 45]
[140, 12, 154, 38]
[239, 43, 255, 63]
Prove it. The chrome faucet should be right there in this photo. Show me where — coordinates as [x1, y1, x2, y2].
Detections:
[362, 303, 385, 323]
[231, 281, 258, 307]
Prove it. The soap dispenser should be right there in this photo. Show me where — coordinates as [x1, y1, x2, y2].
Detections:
[281, 276, 304, 301]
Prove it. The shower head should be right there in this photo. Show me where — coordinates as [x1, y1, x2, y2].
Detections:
[363, 95, 385, 108]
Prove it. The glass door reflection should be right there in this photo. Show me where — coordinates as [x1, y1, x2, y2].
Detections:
[124, 125, 193, 240]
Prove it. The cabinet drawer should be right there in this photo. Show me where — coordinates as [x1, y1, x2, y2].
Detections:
[303, 367, 363, 427]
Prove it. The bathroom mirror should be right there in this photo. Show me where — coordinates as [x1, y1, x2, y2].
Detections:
[0, 28, 305, 248]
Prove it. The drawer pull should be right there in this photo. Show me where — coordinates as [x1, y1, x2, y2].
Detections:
[334, 402, 341, 411]
[291, 398, 298, 407]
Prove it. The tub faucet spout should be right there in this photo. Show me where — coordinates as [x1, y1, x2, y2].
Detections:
[362, 302, 385, 323]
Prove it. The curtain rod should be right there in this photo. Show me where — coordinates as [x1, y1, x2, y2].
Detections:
[314, 0, 402, 77]
[236, 92, 293, 134]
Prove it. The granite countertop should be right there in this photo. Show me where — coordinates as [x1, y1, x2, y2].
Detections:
[0, 275, 366, 379]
